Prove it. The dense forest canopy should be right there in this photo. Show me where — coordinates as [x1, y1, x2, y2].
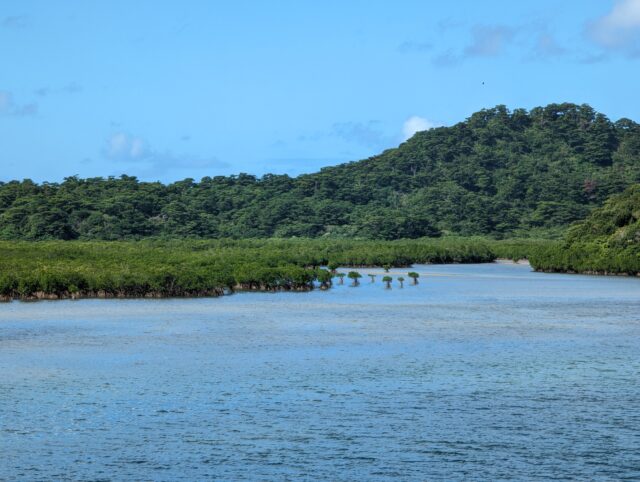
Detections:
[2, 103, 640, 241]
[0, 238, 498, 300]
[530, 184, 640, 275]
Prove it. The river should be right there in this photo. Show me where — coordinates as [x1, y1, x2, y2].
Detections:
[1, 262, 639, 480]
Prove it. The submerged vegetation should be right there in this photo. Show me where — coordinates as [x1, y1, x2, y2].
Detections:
[530, 185, 640, 275]
[0, 238, 497, 301]
[2, 103, 640, 241]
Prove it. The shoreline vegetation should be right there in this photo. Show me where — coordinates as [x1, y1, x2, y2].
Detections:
[2, 181, 639, 303]
[1, 229, 637, 302]
[1, 238, 556, 302]
[529, 185, 640, 276]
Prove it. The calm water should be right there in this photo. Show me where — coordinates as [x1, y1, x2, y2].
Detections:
[1, 263, 639, 481]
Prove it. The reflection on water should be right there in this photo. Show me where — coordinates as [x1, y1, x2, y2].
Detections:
[1, 263, 639, 480]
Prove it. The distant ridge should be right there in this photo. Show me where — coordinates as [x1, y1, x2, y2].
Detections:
[1, 103, 639, 240]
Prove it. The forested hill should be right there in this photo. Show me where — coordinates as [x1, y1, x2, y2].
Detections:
[530, 184, 640, 275]
[2, 103, 640, 241]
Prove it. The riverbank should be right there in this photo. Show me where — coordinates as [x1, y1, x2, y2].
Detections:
[528, 242, 640, 277]
[0, 238, 503, 301]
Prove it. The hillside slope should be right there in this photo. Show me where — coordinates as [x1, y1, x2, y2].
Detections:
[530, 184, 640, 275]
[1, 103, 640, 240]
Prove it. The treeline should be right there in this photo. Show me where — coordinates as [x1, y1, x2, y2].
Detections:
[0, 238, 497, 301]
[530, 185, 640, 275]
[2, 103, 640, 240]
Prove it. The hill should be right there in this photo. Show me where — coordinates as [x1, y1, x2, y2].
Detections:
[1, 103, 640, 240]
[530, 184, 640, 275]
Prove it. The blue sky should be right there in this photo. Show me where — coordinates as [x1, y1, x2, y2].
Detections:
[1, 0, 639, 183]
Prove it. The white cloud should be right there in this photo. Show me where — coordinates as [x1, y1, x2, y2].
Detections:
[402, 116, 435, 141]
[102, 131, 228, 175]
[105, 132, 148, 161]
[588, 0, 640, 55]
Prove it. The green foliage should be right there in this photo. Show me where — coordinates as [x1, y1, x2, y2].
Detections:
[2, 104, 639, 240]
[382, 275, 393, 288]
[0, 238, 499, 300]
[530, 185, 640, 274]
[487, 238, 558, 261]
[347, 271, 362, 285]
[315, 269, 333, 287]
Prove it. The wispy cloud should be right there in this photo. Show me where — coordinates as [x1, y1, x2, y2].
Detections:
[259, 157, 348, 176]
[103, 132, 228, 175]
[432, 49, 460, 67]
[104, 132, 148, 162]
[578, 52, 609, 64]
[35, 82, 83, 97]
[426, 19, 576, 67]
[429, 24, 516, 66]
[402, 116, 436, 141]
[1, 15, 28, 29]
[330, 121, 391, 149]
[397, 40, 433, 54]
[464, 25, 516, 58]
[298, 120, 393, 150]
[299, 116, 439, 151]
[436, 18, 464, 33]
[530, 31, 566, 59]
[587, 0, 640, 57]
[0, 91, 37, 117]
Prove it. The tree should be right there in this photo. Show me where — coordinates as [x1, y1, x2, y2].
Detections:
[397, 276, 404, 288]
[347, 271, 362, 286]
[2, 103, 639, 241]
[382, 275, 392, 288]
[316, 269, 332, 290]
[408, 272, 420, 284]
[368, 274, 376, 283]
[383, 264, 391, 272]
[336, 272, 346, 285]
[327, 261, 339, 273]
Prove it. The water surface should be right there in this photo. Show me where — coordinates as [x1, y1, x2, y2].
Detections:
[1, 263, 639, 480]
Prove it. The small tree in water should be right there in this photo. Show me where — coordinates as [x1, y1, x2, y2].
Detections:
[316, 269, 333, 290]
[327, 261, 339, 274]
[408, 272, 420, 285]
[336, 273, 346, 285]
[397, 276, 404, 288]
[382, 275, 392, 289]
[383, 264, 391, 273]
[347, 271, 362, 286]
[368, 274, 376, 283]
